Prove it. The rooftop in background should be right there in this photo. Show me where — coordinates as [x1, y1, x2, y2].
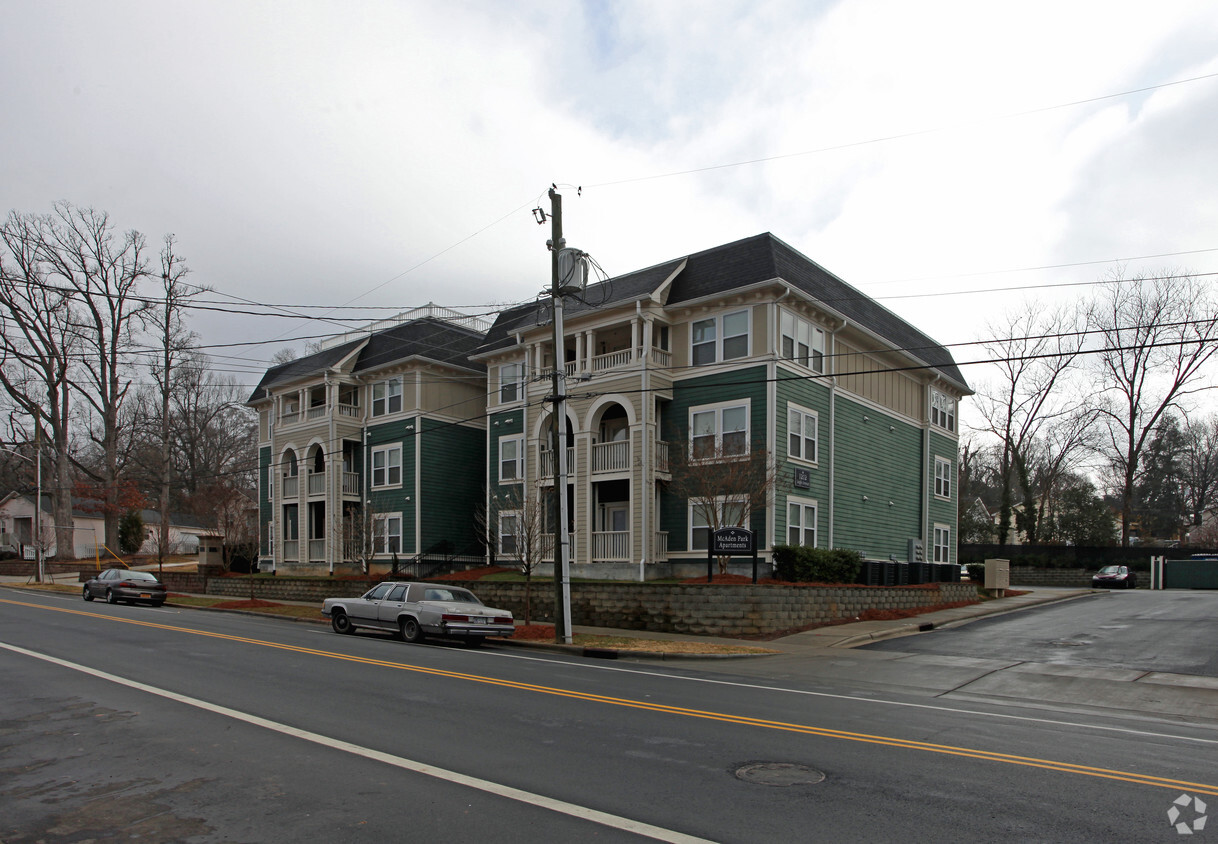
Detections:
[319, 302, 493, 349]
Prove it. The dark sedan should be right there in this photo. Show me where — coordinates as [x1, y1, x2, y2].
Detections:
[83, 569, 168, 606]
[1092, 565, 1138, 589]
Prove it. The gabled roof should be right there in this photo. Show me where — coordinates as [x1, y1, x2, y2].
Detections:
[475, 233, 968, 389]
[247, 317, 487, 403]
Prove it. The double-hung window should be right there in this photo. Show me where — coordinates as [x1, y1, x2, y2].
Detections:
[499, 436, 524, 482]
[499, 511, 519, 555]
[935, 457, 952, 499]
[690, 497, 748, 551]
[780, 310, 825, 373]
[788, 405, 818, 463]
[691, 309, 750, 366]
[371, 378, 403, 417]
[691, 401, 749, 459]
[371, 445, 402, 488]
[931, 390, 956, 432]
[373, 514, 402, 555]
[499, 362, 524, 404]
[933, 524, 951, 563]
[787, 498, 818, 547]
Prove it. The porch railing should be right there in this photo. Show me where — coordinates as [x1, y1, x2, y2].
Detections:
[307, 472, 326, 496]
[337, 403, 360, 418]
[282, 474, 299, 498]
[592, 440, 630, 474]
[541, 532, 576, 561]
[306, 405, 327, 421]
[653, 531, 668, 561]
[342, 471, 360, 496]
[592, 348, 633, 371]
[649, 347, 672, 367]
[592, 531, 630, 561]
[655, 440, 671, 474]
[279, 410, 300, 425]
[539, 447, 576, 478]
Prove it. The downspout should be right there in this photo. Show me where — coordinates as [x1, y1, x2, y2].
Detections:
[828, 326, 837, 550]
[772, 287, 791, 559]
[924, 377, 942, 554]
[269, 401, 277, 574]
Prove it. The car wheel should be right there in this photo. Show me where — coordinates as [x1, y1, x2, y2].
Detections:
[400, 617, 425, 644]
[151, 601, 164, 608]
[331, 611, 354, 635]
[105, 589, 117, 604]
[83, 586, 94, 602]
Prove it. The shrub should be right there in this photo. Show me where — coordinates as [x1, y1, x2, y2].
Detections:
[773, 545, 863, 583]
[118, 510, 144, 555]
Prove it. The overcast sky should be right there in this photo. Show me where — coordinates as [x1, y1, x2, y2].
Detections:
[4, 0, 1217, 419]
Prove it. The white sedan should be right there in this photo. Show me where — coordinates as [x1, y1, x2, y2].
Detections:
[323, 581, 514, 646]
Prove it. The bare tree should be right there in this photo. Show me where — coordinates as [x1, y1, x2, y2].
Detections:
[478, 485, 547, 623]
[0, 209, 79, 565]
[666, 442, 778, 574]
[1087, 269, 1218, 545]
[342, 501, 377, 575]
[1028, 406, 1100, 539]
[1181, 413, 1218, 532]
[972, 302, 1086, 544]
[169, 356, 257, 499]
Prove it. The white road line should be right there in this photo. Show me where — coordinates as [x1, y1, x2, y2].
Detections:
[0, 641, 713, 844]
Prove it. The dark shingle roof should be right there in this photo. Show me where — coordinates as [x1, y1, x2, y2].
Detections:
[476, 233, 967, 389]
[247, 317, 486, 403]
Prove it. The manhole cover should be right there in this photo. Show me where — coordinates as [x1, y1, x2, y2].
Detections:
[735, 762, 825, 786]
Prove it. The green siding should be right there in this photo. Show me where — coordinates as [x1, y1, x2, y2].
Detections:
[831, 396, 923, 560]
[420, 419, 484, 552]
[660, 366, 769, 552]
[774, 367, 832, 547]
[488, 410, 524, 497]
[928, 429, 959, 563]
[366, 417, 417, 554]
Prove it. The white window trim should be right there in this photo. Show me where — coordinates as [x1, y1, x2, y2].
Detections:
[373, 513, 403, 556]
[933, 523, 951, 563]
[779, 308, 826, 374]
[931, 389, 956, 433]
[498, 435, 524, 484]
[499, 510, 520, 556]
[691, 308, 751, 366]
[689, 495, 749, 552]
[786, 496, 819, 548]
[787, 404, 819, 465]
[934, 456, 952, 500]
[498, 362, 525, 405]
[370, 444, 403, 489]
[689, 398, 751, 460]
[371, 377, 404, 418]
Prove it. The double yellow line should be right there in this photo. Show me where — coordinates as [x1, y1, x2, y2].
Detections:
[5, 596, 1217, 796]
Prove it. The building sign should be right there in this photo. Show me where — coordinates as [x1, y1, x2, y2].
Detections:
[793, 468, 811, 489]
[711, 527, 754, 555]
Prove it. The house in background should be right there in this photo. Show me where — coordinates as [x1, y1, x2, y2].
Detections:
[475, 233, 971, 579]
[246, 305, 489, 575]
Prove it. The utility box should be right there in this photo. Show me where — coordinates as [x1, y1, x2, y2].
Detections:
[197, 534, 225, 568]
[984, 558, 1010, 594]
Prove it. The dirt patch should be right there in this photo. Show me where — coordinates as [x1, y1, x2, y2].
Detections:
[432, 566, 515, 581]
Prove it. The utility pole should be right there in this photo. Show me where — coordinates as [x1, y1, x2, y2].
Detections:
[546, 187, 573, 644]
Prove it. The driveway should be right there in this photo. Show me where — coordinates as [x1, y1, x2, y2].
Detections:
[863, 589, 1218, 678]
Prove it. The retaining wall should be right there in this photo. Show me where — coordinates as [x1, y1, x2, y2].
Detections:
[150, 573, 977, 638]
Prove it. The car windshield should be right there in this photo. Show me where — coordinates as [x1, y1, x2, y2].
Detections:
[1098, 566, 1122, 574]
[422, 588, 481, 605]
[126, 571, 158, 582]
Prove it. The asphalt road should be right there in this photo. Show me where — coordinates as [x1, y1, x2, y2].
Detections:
[3, 586, 1217, 842]
[864, 590, 1218, 677]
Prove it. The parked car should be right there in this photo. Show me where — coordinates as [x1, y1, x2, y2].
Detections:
[1092, 565, 1138, 589]
[322, 582, 514, 646]
[83, 569, 168, 606]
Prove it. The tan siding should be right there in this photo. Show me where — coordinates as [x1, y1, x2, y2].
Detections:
[834, 339, 924, 421]
[421, 376, 486, 420]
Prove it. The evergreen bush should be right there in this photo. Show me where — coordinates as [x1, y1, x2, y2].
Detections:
[772, 545, 863, 583]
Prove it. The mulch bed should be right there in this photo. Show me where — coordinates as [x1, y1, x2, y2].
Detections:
[207, 599, 284, 609]
[431, 566, 515, 581]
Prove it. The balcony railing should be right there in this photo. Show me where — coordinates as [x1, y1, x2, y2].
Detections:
[592, 440, 630, 474]
[279, 410, 300, 425]
[541, 532, 576, 561]
[308, 539, 326, 561]
[655, 440, 670, 474]
[282, 475, 299, 498]
[592, 531, 630, 561]
[337, 403, 360, 418]
[282, 539, 299, 561]
[649, 347, 672, 367]
[539, 447, 576, 478]
[592, 348, 633, 371]
[307, 472, 326, 496]
[342, 471, 360, 496]
[306, 405, 327, 421]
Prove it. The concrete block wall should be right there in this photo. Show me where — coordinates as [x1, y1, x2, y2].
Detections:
[1009, 567, 1092, 587]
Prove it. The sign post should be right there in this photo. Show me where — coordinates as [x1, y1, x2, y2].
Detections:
[708, 527, 759, 583]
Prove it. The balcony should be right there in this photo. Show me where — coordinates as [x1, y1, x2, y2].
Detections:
[307, 472, 326, 496]
[539, 447, 576, 479]
[279, 410, 300, 425]
[306, 405, 327, 421]
[592, 531, 630, 561]
[655, 441, 671, 475]
[337, 403, 360, 418]
[342, 471, 360, 496]
[541, 532, 576, 561]
[282, 475, 299, 498]
[649, 347, 672, 367]
[592, 348, 633, 372]
[282, 539, 299, 561]
[591, 440, 630, 474]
